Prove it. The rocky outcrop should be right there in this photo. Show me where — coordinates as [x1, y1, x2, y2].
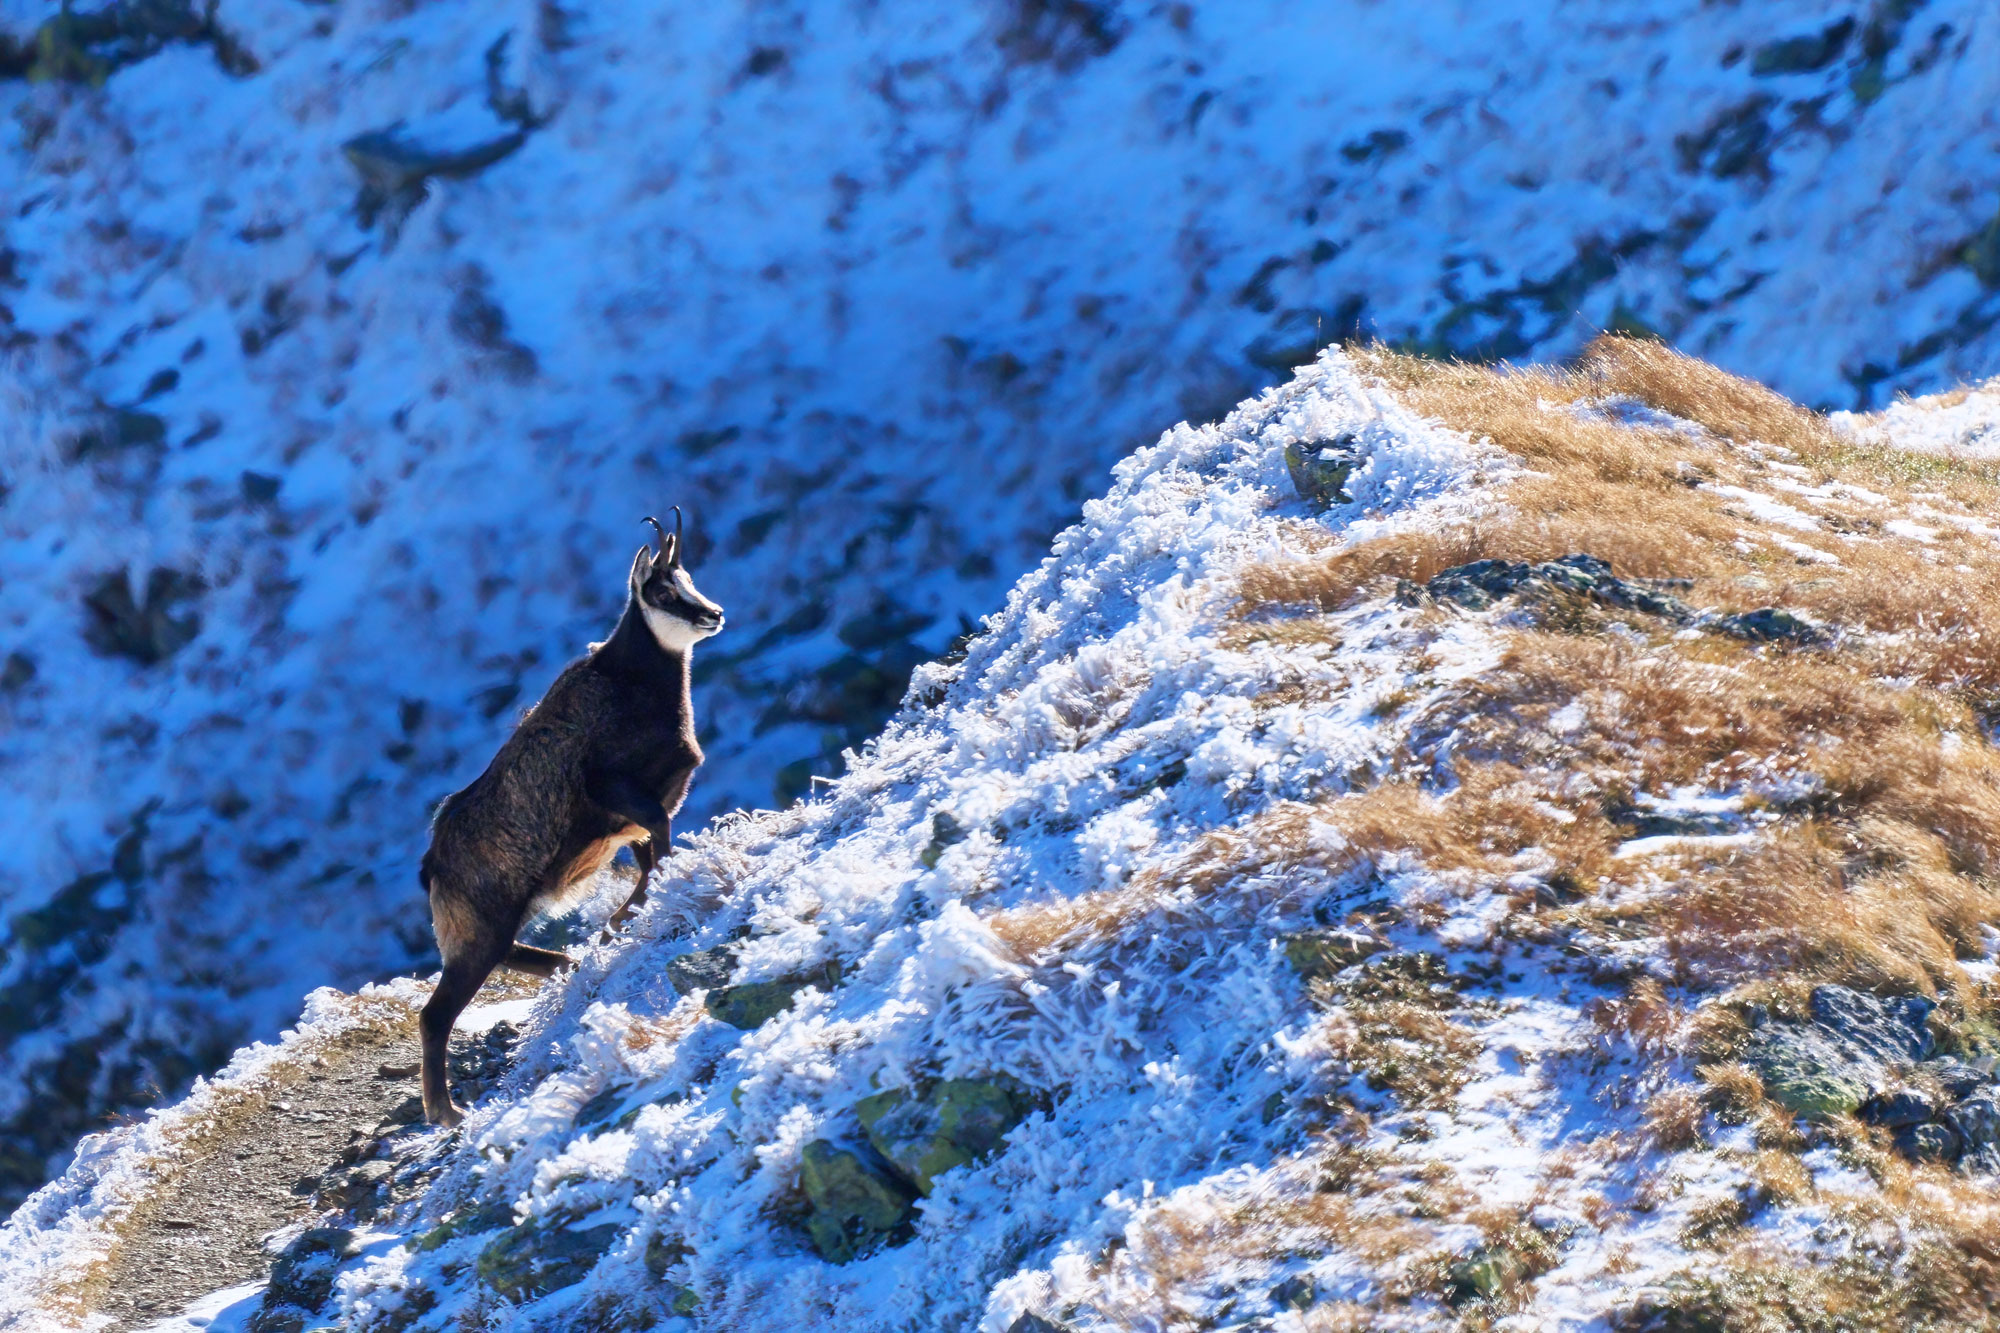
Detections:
[664, 945, 842, 1030]
[856, 1079, 1029, 1197]
[1741, 985, 1936, 1119]
[1416, 554, 1695, 621]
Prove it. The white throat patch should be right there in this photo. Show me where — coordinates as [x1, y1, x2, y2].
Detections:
[640, 601, 708, 654]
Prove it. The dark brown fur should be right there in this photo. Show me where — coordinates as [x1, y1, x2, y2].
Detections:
[416, 535, 721, 1124]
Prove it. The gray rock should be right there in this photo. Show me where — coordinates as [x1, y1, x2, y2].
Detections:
[1859, 1089, 1935, 1129]
[373, 1095, 424, 1132]
[250, 1228, 358, 1332]
[1893, 1121, 1960, 1164]
[316, 1158, 394, 1212]
[1810, 986, 1934, 1063]
[1007, 1316, 1077, 1333]
[1712, 606, 1826, 645]
[412, 1202, 512, 1254]
[1949, 1094, 2000, 1151]
[574, 1081, 633, 1130]
[665, 944, 841, 1030]
[1269, 1273, 1316, 1310]
[919, 811, 968, 868]
[1420, 554, 1692, 621]
[82, 567, 203, 666]
[1752, 17, 1855, 77]
[663, 945, 738, 995]
[1283, 434, 1358, 510]
[342, 126, 529, 241]
[1739, 985, 1933, 1119]
[1923, 1058, 1992, 1101]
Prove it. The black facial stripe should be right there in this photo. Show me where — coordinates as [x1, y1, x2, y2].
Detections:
[645, 579, 719, 620]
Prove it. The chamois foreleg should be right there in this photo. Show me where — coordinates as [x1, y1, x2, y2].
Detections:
[587, 768, 673, 942]
[601, 822, 667, 940]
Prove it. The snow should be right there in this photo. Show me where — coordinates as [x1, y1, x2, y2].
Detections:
[7, 0, 2000, 1195]
[1612, 833, 1759, 859]
[1834, 382, 2000, 457]
[130, 1283, 264, 1333]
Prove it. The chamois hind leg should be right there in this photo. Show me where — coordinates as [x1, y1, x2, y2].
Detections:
[420, 890, 512, 1127]
[502, 942, 572, 976]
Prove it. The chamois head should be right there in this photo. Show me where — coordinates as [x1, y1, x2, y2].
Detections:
[630, 508, 724, 653]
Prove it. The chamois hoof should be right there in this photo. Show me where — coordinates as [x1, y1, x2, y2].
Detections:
[425, 1097, 464, 1129]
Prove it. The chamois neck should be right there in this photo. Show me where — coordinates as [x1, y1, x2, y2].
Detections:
[593, 600, 693, 687]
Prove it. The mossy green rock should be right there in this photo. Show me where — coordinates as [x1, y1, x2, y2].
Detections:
[413, 1202, 511, 1253]
[1283, 930, 1388, 980]
[1282, 438, 1356, 510]
[707, 978, 810, 1030]
[798, 1140, 916, 1264]
[664, 945, 839, 1030]
[1445, 1245, 1528, 1305]
[856, 1079, 1025, 1195]
[1739, 985, 1935, 1119]
[477, 1220, 620, 1300]
[1751, 1054, 1874, 1119]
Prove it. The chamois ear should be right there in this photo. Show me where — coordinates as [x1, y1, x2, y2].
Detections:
[629, 545, 654, 588]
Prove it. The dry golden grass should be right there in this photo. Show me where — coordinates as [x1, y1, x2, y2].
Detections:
[1243, 336, 2000, 704]
[1235, 340, 2000, 1007]
[1646, 1172, 2000, 1331]
[1073, 1153, 1429, 1332]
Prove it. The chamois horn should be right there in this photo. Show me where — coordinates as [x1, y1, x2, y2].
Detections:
[641, 514, 674, 566]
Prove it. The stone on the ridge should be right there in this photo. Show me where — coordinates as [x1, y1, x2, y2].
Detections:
[1270, 1273, 1317, 1310]
[663, 945, 738, 995]
[315, 1158, 394, 1212]
[1739, 985, 1934, 1119]
[1713, 606, 1826, 645]
[1950, 1094, 2000, 1151]
[1006, 1315, 1078, 1333]
[1922, 1057, 1993, 1101]
[1859, 1088, 1935, 1129]
[250, 1228, 360, 1333]
[856, 1079, 1026, 1195]
[1444, 1243, 1528, 1305]
[666, 945, 842, 1030]
[1421, 553, 1693, 620]
[476, 1219, 621, 1301]
[1893, 1121, 1961, 1164]
[1283, 929, 1389, 979]
[1283, 434, 1359, 510]
[798, 1140, 917, 1263]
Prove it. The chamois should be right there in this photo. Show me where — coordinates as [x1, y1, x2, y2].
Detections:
[416, 512, 724, 1125]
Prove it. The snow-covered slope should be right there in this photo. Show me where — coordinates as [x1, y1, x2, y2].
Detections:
[6, 0, 2000, 1208]
[14, 343, 2000, 1331]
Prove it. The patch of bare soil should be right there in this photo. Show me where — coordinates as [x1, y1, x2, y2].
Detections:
[89, 981, 529, 1331]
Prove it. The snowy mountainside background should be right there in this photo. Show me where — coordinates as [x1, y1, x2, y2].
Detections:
[2, 0, 1999, 1206]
